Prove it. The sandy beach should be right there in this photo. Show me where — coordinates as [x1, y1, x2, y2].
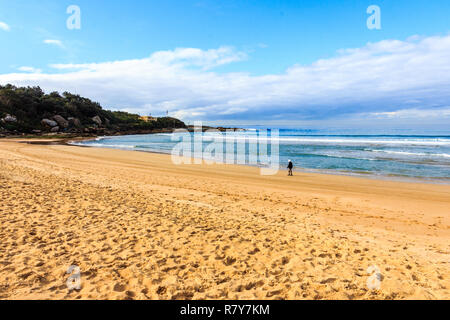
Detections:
[0, 139, 448, 300]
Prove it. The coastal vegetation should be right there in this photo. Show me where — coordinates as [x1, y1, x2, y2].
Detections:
[0, 84, 186, 136]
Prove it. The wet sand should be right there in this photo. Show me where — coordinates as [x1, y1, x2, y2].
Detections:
[0, 140, 448, 299]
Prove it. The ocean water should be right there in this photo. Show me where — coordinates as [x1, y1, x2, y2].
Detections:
[72, 128, 450, 183]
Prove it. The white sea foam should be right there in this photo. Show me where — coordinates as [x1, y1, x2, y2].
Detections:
[371, 150, 450, 158]
[172, 132, 450, 146]
[226, 136, 450, 146]
[73, 143, 135, 149]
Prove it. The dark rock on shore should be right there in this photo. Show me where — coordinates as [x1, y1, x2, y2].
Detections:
[1, 114, 17, 123]
[92, 116, 102, 126]
[41, 119, 58, 127]
[53, 115, 69, 128]
[187, 125, 245, 132]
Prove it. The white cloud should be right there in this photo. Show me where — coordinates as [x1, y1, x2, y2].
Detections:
[0, 22, 10, 31]
[43, 39, 64, 48]
[50, 46, 246, 71]
[371, 107, 450, 119]
[18, 66, 42, 74]
[1, 36, 450, 122]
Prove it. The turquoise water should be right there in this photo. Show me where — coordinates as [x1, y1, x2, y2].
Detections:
[73, 128, 450, 182]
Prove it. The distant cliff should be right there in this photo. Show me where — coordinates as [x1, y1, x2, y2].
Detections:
[0, 84, 186, 136]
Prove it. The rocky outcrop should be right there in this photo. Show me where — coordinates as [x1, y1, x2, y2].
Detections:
[68, 117, 82, 127]
[41, 119, 58, 127]
[92, 116, 102, 126]
[51, 126, 60, 132]
[1, 85, 187, 136]
[53, 115, 69, 128]
[1, 114, 17, 123]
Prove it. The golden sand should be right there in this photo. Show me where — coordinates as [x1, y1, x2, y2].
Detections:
[0, 140, 448, 300]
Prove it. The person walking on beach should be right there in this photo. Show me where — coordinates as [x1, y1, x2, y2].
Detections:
[287, 160, 294, 176]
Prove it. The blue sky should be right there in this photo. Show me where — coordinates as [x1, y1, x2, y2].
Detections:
[1, 0, 450, 128]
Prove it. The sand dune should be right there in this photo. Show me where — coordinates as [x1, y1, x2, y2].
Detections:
[0, 140, 448, 300]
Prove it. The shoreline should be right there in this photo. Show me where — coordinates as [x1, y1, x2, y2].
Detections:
[4, 135, 449, 186]
[74, 135, 450, 186]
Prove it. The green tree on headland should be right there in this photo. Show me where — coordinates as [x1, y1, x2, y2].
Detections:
[0, 84, 186, 135]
